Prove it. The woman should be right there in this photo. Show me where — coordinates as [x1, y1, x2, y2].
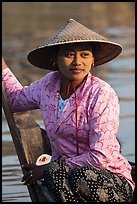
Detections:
[2, 18, 135, 202]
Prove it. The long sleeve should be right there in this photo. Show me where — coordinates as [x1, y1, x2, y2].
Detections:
[2, 68, 42, 112]
[65, 83, 121, 168]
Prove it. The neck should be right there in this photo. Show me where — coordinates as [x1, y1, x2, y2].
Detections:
[60, 75, 87, 100]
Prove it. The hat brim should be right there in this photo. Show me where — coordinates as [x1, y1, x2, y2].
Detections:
[27, 40, 122, 70]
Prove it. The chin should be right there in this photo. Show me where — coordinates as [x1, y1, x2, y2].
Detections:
[71, 73, 87, 80]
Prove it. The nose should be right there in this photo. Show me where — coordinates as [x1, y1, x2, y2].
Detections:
[72, 53, 82, 66]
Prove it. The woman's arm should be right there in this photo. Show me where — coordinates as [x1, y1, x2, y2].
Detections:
[2, 57, 41, 112]
[65, 84, 120, 168]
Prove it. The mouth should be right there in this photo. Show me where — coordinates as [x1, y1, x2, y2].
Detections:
[69, 68, 84, 73]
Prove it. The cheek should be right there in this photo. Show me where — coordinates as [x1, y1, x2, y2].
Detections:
[86, 60, 93, 68]
[57, 58, 71, 70]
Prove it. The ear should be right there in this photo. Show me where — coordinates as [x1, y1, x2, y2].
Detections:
[91, 57, 94, 67]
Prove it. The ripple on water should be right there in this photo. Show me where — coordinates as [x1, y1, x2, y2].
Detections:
[2, 155, 31, 202]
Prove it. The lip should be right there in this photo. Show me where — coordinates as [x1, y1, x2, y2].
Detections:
[69, 68, 84, 73]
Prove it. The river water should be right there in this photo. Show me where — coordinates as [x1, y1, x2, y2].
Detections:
[2, 2, 135, 202]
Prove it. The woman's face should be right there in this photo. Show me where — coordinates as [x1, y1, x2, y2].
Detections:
[56, 43, 94, 83]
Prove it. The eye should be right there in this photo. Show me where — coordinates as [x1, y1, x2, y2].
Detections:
[81, 52, 90, 57]
[65, 52, 74, 58]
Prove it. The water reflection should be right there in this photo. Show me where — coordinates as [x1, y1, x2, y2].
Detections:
[2, 2, 135, 202]
[2, 155, 31, 202]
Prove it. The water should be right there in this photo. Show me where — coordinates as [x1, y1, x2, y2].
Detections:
[2, 2, 135, 202]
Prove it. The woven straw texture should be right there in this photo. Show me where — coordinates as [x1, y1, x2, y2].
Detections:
[28, 18, 122, 70]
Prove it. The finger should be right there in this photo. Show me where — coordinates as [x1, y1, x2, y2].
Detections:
[22, 163, 35, 171]
[24, 174, 38, 186]
[23, 174, 35, 185]
[28, 176, 37, 186]
[22, 171, 32, 182]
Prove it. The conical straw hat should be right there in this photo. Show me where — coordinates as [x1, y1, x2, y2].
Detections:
[28, 18, 122, 70]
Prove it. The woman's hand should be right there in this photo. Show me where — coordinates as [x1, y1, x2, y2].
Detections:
[21, 163, 47, 186]
[2, 57, 8, 70]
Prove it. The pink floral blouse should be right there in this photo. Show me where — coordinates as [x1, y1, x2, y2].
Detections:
[2, 68, 135, 190]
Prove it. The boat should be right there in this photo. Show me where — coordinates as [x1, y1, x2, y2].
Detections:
[2, 82, 135, 202]
[2, 82, 55, 202]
